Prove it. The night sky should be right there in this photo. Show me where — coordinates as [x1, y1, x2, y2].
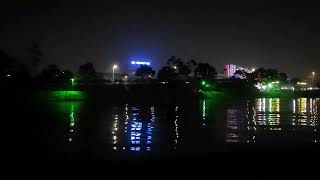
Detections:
[1, 0, 320, 78]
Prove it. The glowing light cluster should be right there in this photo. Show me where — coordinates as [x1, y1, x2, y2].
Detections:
[112, 114, 119, 150]
[174, 106, 179, 148]
[131, 61, 151, 66]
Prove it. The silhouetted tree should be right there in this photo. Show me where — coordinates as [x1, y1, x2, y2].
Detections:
[166, 56, 183, 69]
[186, 59, 197, 74]
[135, 65, 155, 78]
[165, 56, 196, 79]
[278, 72, 288, 84]
[289, 78, 301, 86]
[60, 70, 74, 81]
[41, 64, 60, 81]
[78, 62, 96, 80]
[178, 65, 192, 77]
[194, 63, 217, 80]
[0, 50, 12, 76]
[166, 56, 176, 67]
[158, 66, 177, 81]
[252, 68, 288, 84]
[0, 50, 30, 80]
[28, 43, 43, 75]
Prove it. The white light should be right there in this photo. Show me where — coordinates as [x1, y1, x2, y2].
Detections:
[173, 66, 177, 69]
[113, 65, 118, 69]
[297, 82, 307, 85]
[6, 74, 11, 77]
[131, 61, 151, 65]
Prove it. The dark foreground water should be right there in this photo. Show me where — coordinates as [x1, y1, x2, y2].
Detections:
[2, 96, 320, 166]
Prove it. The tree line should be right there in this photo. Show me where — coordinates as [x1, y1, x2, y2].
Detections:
[136, 56, 217, 81]
[0, 44, 310, 86]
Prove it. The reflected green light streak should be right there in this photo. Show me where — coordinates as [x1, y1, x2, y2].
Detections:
[202, 100, 207, 126]
[70, 105, 75, 127]
[47, 101, 84, 142]
[50, 91, 86, 101]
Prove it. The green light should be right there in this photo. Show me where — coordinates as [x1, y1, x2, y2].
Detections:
[268, 83, 273, 88]
[70, 78, 75, 86]
[205, 84, 210, 88]
[50, 91, 86, 100]
[201, 81, 206, 86]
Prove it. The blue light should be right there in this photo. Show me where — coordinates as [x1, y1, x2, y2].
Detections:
[130, 147, 140, 151]
[131, 61, 151, 66]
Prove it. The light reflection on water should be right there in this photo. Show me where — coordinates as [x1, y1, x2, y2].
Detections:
[111, 105, 161, 152]
[225, 98, 320, 144]
[51, 101, 83, 143]
[47, 97, 320, 154]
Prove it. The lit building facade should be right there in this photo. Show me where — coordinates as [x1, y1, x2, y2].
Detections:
[224, 64, 252, 78]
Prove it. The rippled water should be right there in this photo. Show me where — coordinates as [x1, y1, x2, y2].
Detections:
[38, 97, 320, 157]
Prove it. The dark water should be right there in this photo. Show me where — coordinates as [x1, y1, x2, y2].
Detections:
[41, 98, 320, 154]
[3, 97, 320, 165]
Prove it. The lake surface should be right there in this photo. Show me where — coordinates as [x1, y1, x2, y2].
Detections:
[3, 97, 320, 163]
[41, 97, 320, 154]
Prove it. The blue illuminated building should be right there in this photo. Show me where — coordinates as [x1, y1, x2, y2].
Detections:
[131, 61, 151, 66]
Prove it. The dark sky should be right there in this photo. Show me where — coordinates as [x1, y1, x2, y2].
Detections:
[1, 0, 320, 77]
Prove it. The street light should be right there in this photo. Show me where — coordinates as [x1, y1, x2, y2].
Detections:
[112, 64, 118, 82]
[312, 71, 316, 85]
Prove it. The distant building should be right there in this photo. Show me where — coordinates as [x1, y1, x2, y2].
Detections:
[224, 64, 253, 79]
[128, 60, 152, 76]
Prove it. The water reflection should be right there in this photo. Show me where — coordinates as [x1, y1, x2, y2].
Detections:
[202, 100, 206, 126]
[225, 98, 320, 144]
[42, 96, 320, 155]
[67, 102, 82, 143]
[51, 101, 83, 143]
[174, 106, 179, 149]
[111, 105, 161, 152]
